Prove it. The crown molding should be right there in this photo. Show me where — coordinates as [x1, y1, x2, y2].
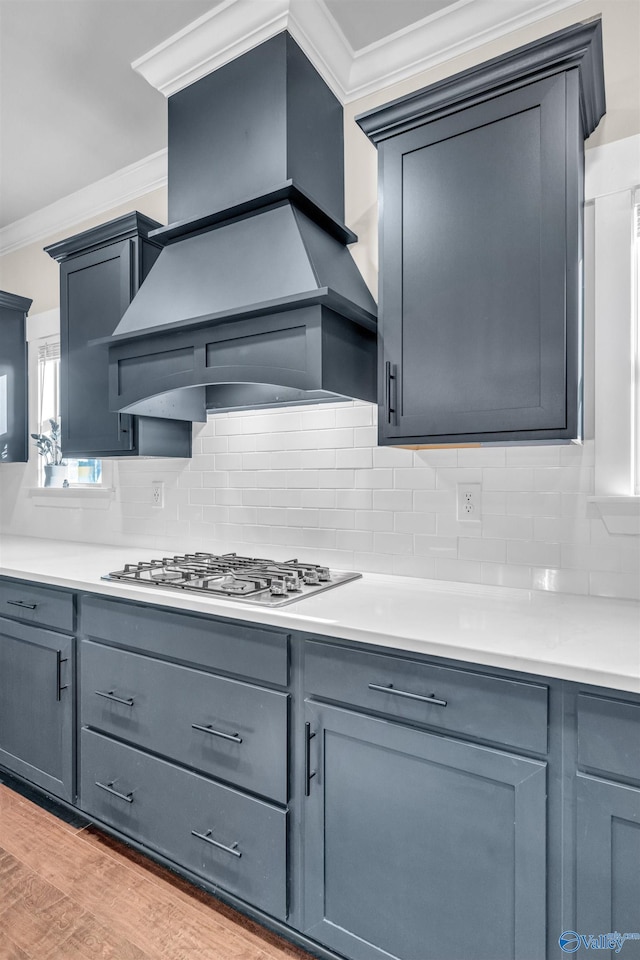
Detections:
[0, 150, 167, 257]
[132, 0, 585, 104]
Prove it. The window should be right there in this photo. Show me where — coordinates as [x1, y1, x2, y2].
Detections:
[634, 191, 640, 494]
[36, 338, 102, 485]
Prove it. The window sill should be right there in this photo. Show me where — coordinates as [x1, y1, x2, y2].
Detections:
[587, 496, 640, 535]
[28, 486, 115, 510]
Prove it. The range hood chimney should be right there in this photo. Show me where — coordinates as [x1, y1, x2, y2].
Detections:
[105, 32, 377, 421]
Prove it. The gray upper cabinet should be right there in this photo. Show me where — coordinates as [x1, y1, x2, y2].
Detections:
[0, 291, 31, 463]
[357, 21, 605, 446]
[44, 213, 192, 459]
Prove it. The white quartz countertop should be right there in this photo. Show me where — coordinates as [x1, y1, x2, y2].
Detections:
[1, 535, 639, 693]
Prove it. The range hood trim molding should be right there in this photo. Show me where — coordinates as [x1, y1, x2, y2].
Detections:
[149, 181, 357, 247]
[94, 286, 377, 353]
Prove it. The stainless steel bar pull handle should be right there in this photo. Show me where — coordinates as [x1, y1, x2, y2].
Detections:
[95, 780, 134, 803]
[95, 690, 135, 707]
[368, 682, 447, 707]
[191, 829, 241, 858]
[305, 722, 316, 797]
[7, 600, 37, 609]
[191, 723, 242, 744]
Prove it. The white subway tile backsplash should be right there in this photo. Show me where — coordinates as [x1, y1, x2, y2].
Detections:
[482, 515, 534, 541]
[335, 404, 374, 428]
[414, 535, 457, 558]
[507, 540, 562, 567]
[483, 468, 534, 491]
[242, 488, 271, 506]
[336, 529, 374, 552]
[4, 403, 636, 601]
[459, 538, 507, 563]
[373, 490, 413, 512]
[301, 489, 335, 509]
[589, 571, 640, 601]
[435, 558, 483, 583]
[355, 510, 394, 532]
[394, 512, 437, 535]
[214, 488, 243, 505]
[481, 562, 533, 589]
[394, 468, 436, 489]
[335, 448, 373, 469]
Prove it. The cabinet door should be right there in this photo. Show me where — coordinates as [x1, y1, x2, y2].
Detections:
[0, 618, 74, 801]
[303, 701, 546, 960]
[378, 72, 578, 444]
[60, 240, 135, 457]
[576, 775, 640, 958]
[0, 294, 29, 463]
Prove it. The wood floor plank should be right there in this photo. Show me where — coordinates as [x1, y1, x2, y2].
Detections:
[77, 827, 310, 959]
[0, 784, 314, 960]
[0, 932, 31, 960]
[0, 860, 87, 960]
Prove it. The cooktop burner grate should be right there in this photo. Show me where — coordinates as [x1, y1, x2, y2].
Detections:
[102, 552, 361, 606]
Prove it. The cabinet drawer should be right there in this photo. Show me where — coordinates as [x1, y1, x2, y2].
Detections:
[305, 640, 548, 754]
[578, 693, 640, 782]
[80, 728, 287, 920]
[81, 640, 288, 802]
[81, 595, 288, 686]
[0, 579, 74, 633]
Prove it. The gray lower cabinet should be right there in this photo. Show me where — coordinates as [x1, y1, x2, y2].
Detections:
[303, 699, 547, 960]
[80, 728, 287, 921]
[77, 596, 290, 922]
[0, 616, 74, 801]
[575, 693, 640, 957]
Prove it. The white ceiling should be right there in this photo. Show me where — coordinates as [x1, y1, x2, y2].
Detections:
[0, 0, 466, 230]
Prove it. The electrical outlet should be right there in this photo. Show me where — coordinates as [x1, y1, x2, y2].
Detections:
[457, 483, 481, 522]
[151, 481, 164, 508]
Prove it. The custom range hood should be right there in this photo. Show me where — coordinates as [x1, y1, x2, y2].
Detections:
[104, 32, 377, 421]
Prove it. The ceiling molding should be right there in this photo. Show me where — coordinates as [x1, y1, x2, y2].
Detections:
[0, 150, 167, 257]
[132, 0, 585, 103]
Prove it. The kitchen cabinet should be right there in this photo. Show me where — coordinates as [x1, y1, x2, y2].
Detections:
[44, 213, 192, 459]
[0, 290, 31, 463]
[575, 693, 640, 956]
[303, 642, 547, 960]
[357, 21, 605, 446]
[2, 573, 639, 960]
[77, 594, 290, 920]
[0, 580, 74, 801]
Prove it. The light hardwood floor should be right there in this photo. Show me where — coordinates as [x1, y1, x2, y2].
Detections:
[0, 782, 313, 960]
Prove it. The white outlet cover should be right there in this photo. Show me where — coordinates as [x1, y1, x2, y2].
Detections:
[456, 483, 482, 523]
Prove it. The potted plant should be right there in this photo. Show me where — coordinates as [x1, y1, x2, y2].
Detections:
[31, 419, 67, 487]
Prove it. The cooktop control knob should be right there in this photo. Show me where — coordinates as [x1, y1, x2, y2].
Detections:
[270, 578, 288, 596]
[303, 570, 320, 585]
[285, 574, 301, 592]
[316, 566, 331, 582]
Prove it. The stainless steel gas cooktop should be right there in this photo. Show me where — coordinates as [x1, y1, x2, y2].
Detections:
[102, 552, 361, 607]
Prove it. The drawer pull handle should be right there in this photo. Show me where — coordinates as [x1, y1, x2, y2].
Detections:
[368, 682, 447, 707]
[95, 690, 135, 707]
[191, 723, 243, 744]
[95, 780, 134, 803]
[191, 829, 241, 858]
[305, 722, 316, 797]
[7, 600, 38, 610]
